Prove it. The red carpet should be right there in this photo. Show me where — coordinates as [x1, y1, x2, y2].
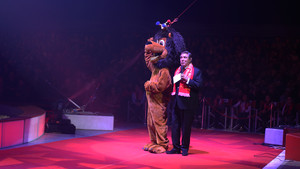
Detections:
[0, 128, 282, 169]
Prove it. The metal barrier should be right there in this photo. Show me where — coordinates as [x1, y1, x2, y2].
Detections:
[129, 97, 299, 132]
[197, 99, 297, 133]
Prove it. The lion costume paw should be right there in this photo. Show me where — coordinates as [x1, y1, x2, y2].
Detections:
[143, 142, 156, 151]
[149, 145, 168, 154]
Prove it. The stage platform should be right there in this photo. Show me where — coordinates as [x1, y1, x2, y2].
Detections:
[0, 105, 46, 149]
[0, 126, 297, 169]
[1, 122, 299, 168]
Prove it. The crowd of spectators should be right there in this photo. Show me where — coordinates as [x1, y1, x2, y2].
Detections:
[1, 31, 299, 127]
[185, 36, 300, 128]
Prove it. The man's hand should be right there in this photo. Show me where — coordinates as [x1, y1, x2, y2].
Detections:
[181, 73, 189, 83]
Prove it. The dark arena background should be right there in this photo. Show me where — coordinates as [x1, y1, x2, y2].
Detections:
[0, 0, 300, 168]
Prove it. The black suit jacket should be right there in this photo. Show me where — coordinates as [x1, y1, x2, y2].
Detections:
[171, 66, 202, 111]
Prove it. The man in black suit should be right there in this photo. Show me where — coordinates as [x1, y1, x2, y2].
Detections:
[166, 51, 202, 156]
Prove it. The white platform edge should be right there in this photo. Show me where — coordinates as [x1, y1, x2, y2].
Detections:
[263, 150, 285, 169]
[63, 114, 114, 130]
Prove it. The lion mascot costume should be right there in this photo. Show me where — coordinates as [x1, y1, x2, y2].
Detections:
[143, 20, 186, 153]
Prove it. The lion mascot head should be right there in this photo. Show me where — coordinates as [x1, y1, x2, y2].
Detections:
[144, 22, 186, 71]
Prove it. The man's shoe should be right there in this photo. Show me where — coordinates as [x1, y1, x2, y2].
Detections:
[166, 148, 180, 154]
[182, 149, 188, 156]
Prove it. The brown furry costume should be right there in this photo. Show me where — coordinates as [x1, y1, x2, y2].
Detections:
[143, 25, 186, 153]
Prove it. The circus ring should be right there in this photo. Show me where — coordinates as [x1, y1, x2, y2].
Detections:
[0, 105, 45, 148]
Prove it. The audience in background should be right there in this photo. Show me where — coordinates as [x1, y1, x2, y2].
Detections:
[0, 32, 299, 127]
[233, 94, 252, 131]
